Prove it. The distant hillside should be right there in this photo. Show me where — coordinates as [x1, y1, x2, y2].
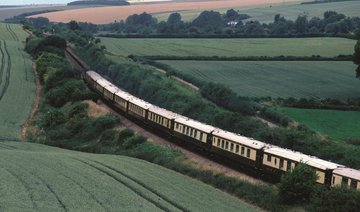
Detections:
[67, 0, 130, 6]
[301, 0, 358, 4]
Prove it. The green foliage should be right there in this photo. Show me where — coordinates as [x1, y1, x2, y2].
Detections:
[45, 79, 87, 107]
[310, 186, 360, 212]
[279, 163, 318, 204]
[26, 35, 66, 57]
[117, 128, 134, 144]
[36, 52, 70, 81]
[122, 135, 146, 149]
[42, 109, 66, 128]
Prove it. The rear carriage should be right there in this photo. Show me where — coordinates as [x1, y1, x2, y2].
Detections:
[211, 130, 266, 168]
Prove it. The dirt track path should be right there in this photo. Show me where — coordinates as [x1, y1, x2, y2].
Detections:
[22, 62, 41, 142]
[98, 101, 265, 185]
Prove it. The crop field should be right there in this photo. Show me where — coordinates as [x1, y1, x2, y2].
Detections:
[101, 37, 356, 58]
[0, 141, 259, 211]
[159, 60, 360, 100]
[0, 23, 28, 42]
[30, 0, 300, 24]
[278, 107, 360, 141]
[155, 0, 360, 22]
[0, 23, 35, 141]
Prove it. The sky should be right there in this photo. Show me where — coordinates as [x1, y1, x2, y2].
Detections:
[0, 0, 72, 5]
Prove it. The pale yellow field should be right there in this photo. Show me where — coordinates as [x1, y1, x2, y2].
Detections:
[30, 0, 301, 24]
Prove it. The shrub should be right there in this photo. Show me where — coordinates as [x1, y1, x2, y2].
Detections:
[118, 128, 134, 144]
[122, 135, 146, 149]
[42, 109, 66, 128]
[279, 163, 318, 204]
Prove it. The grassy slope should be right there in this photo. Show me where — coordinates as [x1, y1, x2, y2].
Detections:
[101, 37, 356, 57]
[154, 1, 360, 22]
[278, 107, 360, 140]
[159, 60, 359, 100]
[0, 141, 259, 211]
[0, 23, 35, 140]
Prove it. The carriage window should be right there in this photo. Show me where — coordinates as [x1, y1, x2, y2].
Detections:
[186, 127, 190, 135]
[235, 145, 239, 153]
[217, 138, 220, 146]
[274, 158, 277, 165]
[230, 143, 234, 151]
[190, 129, 193, 136]
[182, 126, 185, 133]
[247, 149, 250, 157]
[194, 130, 197, 138]
[342, 177, 349, 187]
[279, 159, 284, 168]
[241, 147, 245, 155]
[225, 142, 228, 150]
[221, 140, 224, 148]
[351, 180, 358, 189]
[176, 123, 179, 129]
[267, 155, 272, 162]
[287, 160, 291, 171]
[200, 133, 203, 141]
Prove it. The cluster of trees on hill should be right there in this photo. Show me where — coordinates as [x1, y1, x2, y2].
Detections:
[86, 9, 360, 37]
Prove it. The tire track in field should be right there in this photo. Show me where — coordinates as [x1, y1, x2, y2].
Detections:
[88, 159, 190, 212]
[5, 161, 68, 212]
[73, 157, 183, 212]
[35, 159, 109, 212]
[0, 165, 39, 210]
[6, 24, 19, 41]
[0, 41, 4, 89]
[0, 142, 18, 150]
[0, 41, 11, 101]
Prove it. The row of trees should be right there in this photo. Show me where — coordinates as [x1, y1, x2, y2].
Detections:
[82, 9, 360, 36]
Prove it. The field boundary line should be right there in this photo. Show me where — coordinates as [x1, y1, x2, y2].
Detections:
[6, 24, 19, 42]
[0, 41, 4, 89]
[22, 62, 41, 142]
[73, 157, 180, 212]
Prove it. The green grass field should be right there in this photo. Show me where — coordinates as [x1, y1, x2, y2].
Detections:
[159, 60, 359, 100]
[101, 37, 356, 58]
[0, 23, 35, 140]
[278, 107, 360, 140]
[154, 1, 360, 22]
[0, 141, 259, 211]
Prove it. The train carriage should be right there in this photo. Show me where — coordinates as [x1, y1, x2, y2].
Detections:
[173, 117, 215, 149]
[103, 84, 119, 101]
[332, 168, 360, 190]
[211, 130, 266, 168]
[128, 97, 152, 120]
[84, 71, 103, 88]
[148, 106, 178, 134]
[114, 90, 133, 112]
[263, 147, 341, 185]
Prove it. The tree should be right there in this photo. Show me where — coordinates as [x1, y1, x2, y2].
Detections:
[353, 40, 360, 78]
[295, 15, 308, 33]
[68, 20, 80, 30]
[279, 163, 318, 204]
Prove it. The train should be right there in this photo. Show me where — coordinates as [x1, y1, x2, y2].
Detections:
[83, 70, 360, 190]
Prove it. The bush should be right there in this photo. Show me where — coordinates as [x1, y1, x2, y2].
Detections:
[310, 186, 360, 212]
[117, 128, 134, 144]
[279, 163, 318, 204]
[41, 109, 66, 128]
[122, 135, 146, 149]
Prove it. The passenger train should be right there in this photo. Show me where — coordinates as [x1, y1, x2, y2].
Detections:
[83, 70, 360, 190]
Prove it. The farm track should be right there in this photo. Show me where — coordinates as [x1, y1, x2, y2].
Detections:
[74, 157, 185, 212]
[0, 41, 11, 101]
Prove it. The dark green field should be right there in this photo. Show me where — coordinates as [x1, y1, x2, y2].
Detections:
[101, 37, 356, 57]
[279, 107, 360, 140]
[159, 60, 359, 100]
